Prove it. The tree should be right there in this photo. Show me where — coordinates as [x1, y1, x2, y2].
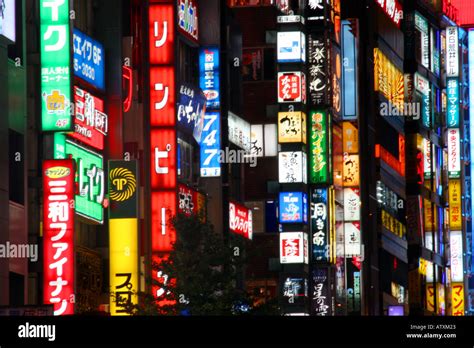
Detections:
[128, 212, 251, 315]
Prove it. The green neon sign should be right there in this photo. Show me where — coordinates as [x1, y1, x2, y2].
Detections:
[54, 137, 105, 223]
[309, 110, 329, 184]
[40, 0, 71, 131]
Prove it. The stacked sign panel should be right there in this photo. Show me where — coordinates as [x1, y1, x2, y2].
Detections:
[148, 1, 178, 301]
[109, 161, 139, 315]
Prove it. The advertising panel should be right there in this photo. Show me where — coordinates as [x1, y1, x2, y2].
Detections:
[343, 188, 360, 221]
[450, 230, 464, 282]
[109, 160, 138, 219]
[200, 112, 221, 177]
[447, 128, 461, 178]
[344, 222, 361, 257]
[449, 180, 462, 230]
[446, 78, 459, 128]
[309, 110, 329, 184]
[277, 31, 305, 63]
[278, 71, 306, 103]
[228, 112, 251, 151]
[279, 151, 307, 184]
[229, 201, 253, 240]
[280, 232, 308, 264]
[279, 192, 308, 224]
[71, 86, 108, 150]
[65, 140, 104, 223]
[0, 0, 15, 42]
[199, 47, 220, 109]
[40, 0, 71, 131]
[446, 26, 459, 77]
[177, 83, 206, 142]
[43, 160, 75, 316]
[178, 0, 198, 42]
[341, 20, 358, 120]
[151, 129, 177, 190]
[311, 268, 331, 316]
[278, 112, 306, 144]
[73, 29, 105, 90]
[311, 188, 329, 262]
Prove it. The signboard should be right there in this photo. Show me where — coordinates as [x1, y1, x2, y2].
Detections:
[311, 188, 329, 262]
[177, 83, 206, 142]
[278, 112, 306, 143]
[307, 34, 329, 106]
[309, 110, 329, 184]
[447, 128, 461, 178]
[374, 48, 404, 113]
[149, 3, 174, 65]
[71, 86, 108, 150]
[279, 232, 308, 264]
[423, 138, 432, 179]
[200, 112, 221, 177]
[446, 27, 459, 77]
[381, 210, 406, 239]
[450, 230, 464, 282]
[73, 29, 105, 90]
[40, 0, 71, 131]
[150, 66, 176, 127]
[282, 276, 308, 305]
[151, 191, 177, 252]
[109, 160, 138, 219]
[341, 20, 358, 120]
[250, 125, 264, 157]
[228, 112, 251, 151]
[311, 268, 331, 316]
[279, 192, 308, 224]
[0, 0, 15, 42]
[229, 201, 253, 240]
[342, 122, 358, 153]
[278, 151, 307, 184]
[343, 154, 359, 187]
[344, 222, 361, 256]
[415, 12, 429, 69]
[199, 47, 220, 109]
[452, 283, 465, 316]
[151, 129, 177, 190]
[43, 160, 75, 316]
[449, 180, 462, 230]
[374, 0, 403, 27]
[178, 0, 198, 42]
[178, 183, 205, 216]
[446, 78, 459, 128]
[277, 71, 306, 103]
[277, 31, 305, 63]
[376, 180, 405, 222]
[343, 188, 360, 221]
[65, 140, 104, 223]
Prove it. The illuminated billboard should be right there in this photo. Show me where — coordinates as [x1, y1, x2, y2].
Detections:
[40, 0, 71, 132]
[178, 0, 198, 42]
[449, 180, 462, 230]
[73, 29, 105, 90]
[374, 0, 403, 27]
[229, 201, 253, 240]
[446, 78, 459, 128]
[228, 112, 251, 151]
[278, 71, 306, 103]
[151, 129, 177, 190]
[177, 83, 206, 141]
[71, 86, 108, 150]
[344, 222, 361, 257]
[43, 160, 75, 316]
[178, 183, 206, 216]
[200, 112, 221, 177]
[447, 128, 461, 178]
[309, 110, 329, 184]
[278, 112, 306, 144]
[65, 140, 104, 223]
[109, 160, 138, 219]
[277, 31, 305, 63]
[278, 151, 307, 184]
[199, 47, 220, 109]
[343, 188, 360, 221]
[452, 283, 465, 316]
[109, 219, 138, 316]
[280, 232, 308, 264]
[311, 188, 329, 262]
[341, 20, 358, 120]
[343, 154, 359, 187]
[374, 48, 404, 112]
[446, 26, 459, 77]
[450, 230, 464, 282]
[279, 192, 308, 224]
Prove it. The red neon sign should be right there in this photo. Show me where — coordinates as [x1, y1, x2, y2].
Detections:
[149, 4, 175, 65]
[152, 191, 177, 252]
[70, 87, 107, 150]
[374, 0, 403, 28]
[122, 66, 133, 113]
[150, 66, 176, 127]
[229, 201, 253, 240]
[43, 159, 75, 316]
[151, 128, 177, 189]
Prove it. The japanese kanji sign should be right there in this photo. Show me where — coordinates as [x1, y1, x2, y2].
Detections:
[278, 71, 306, 103]
[43, 159, 75, 315]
